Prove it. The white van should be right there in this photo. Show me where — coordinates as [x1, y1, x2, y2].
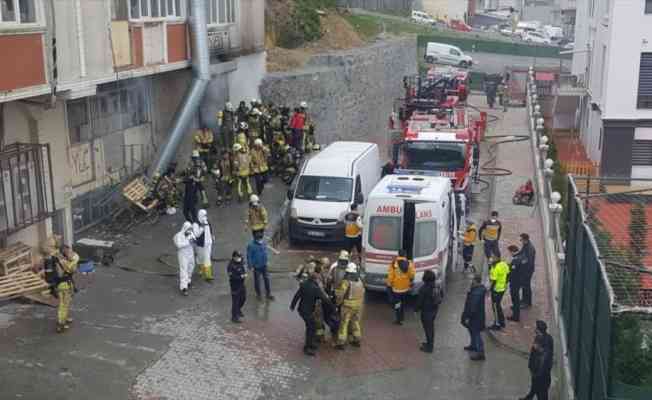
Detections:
[411, 10, 435, 25]
[425, 42, 473, 68]
[362, 175, 459, 296]
[287, 141, 381, 244]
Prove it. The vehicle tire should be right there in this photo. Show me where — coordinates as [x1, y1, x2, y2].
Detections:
[459, 61, 468, 68]
[426, 56, 435, 64]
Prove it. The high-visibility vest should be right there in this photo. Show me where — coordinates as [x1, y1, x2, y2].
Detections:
[344, 212, 362, 238]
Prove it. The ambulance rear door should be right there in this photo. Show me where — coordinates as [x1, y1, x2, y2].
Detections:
[413, 202, 445, 289]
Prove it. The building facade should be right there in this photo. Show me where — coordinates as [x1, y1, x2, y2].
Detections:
[0, 0, 265, 250]
[557, 0, 652, 180]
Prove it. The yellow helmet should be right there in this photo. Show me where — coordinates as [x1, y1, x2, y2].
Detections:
[338, 250, 350, 261]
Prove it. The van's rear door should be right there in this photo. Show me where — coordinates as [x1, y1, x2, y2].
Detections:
[412, 202, 440, 272]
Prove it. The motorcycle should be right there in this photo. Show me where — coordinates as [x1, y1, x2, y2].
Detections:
[512, 180, 535, 206]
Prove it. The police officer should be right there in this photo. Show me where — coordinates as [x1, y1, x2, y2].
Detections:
[54, 245, 80, 333]
[463, 221, 478, 273]
[334, 263, 365, 350]
[479, 210, 502, 259]
[415, 269, 441, 353]
[227, 251, 247, 323]
[488, 256, 510, 331]
[246, 194, 268, 238]
[290, 266, 333, 356]
[232, 143, 252, 202]
[343, 204, 363, 263]
[508, 244, 524, 322]
[520, 321, 554, 400]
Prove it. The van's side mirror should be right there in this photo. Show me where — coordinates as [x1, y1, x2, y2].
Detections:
[355, 193, 364, 205]
[287, 189, 294, 200]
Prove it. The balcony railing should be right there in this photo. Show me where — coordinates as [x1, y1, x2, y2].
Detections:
[554, 73, 587, 96]
[0, 143, 55, 238]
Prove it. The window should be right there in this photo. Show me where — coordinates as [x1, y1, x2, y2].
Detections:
[399, 142, 466, 172]
[126, 0, 182, 20]
[207, 0, 236, 25]
[449, 48, 460, 56]
[0, 0, 37, 24]
[646, 0, 652, 14]
[369, 216, 402, 251]
[294, 176, 353, 202]
[638, 53, 652, 109]
[67, 83, 151, 144]
[414, 221, 437, 258]
[632, 140, 652, 166]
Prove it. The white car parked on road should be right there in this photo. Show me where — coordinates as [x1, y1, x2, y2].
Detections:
[424, 42, 474, 68]
[522, 31, 552, 45]
[411, 10, 435, 25]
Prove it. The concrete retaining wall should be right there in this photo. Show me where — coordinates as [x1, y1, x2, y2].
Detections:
[260, 37, 417, 157]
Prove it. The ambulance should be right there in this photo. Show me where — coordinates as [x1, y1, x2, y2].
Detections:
[361, 174, 460, 296]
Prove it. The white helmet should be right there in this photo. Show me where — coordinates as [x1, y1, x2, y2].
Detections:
[192, 150, 200, 158]
[225, 102, 233, 111]
[233, 143, 242, 151]
[338, 250, 350, 261]
[253, 108, 261, 116]
[250, 194, 260, 204]
[250, 98, 257, 105]
[300, 101, 308, 108]
[345, 263, 357, 273]
[239, 122, 248, 130]
[254, 138, 263, 146]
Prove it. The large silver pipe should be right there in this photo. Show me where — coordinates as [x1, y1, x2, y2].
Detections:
[153, 0, 210, 174]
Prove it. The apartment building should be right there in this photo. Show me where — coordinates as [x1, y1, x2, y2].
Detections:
[560, 0, 576, 37]
[422, 0, 469, 21]
[0, 0, 264, 250]
[554, 0, 652, 180]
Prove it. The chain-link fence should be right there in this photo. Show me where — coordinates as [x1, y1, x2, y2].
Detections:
[563, 175, 652, 400]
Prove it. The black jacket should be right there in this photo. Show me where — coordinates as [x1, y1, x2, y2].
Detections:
[461, 284, 486, 331]
[520, 241, 536, 273]
[510, 252, 526, 286]
[529, 333, 554, 379]
[415, 281, 441, 314]
[290, 278, 332, 317]
[227, 260, 246, 292]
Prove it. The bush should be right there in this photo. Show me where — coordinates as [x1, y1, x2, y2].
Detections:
[278, 0, 336, 48]
[612, 315, 652, 387]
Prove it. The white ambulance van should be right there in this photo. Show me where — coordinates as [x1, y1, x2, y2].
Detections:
[362, 174, 459, 296]
[287, 141, 381, 244]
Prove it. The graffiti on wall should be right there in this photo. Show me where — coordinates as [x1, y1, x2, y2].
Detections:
[70, 143, 93, 186]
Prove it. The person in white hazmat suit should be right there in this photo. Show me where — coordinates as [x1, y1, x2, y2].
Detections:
[193, 209, 214, 282]
[174, 221, 196, 296]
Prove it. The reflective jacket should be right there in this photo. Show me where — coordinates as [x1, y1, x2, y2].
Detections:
[250, 146, 270, 174]
[479, 219, 502, 241]
[234, 151, 251, 176]
[247, 205, 268, 231]
[344, 211, 363, 238]
[219, 157, 233, 180]
[386, 257, 416, 293]
[463, 223, 477, 245]
[56, 252, 79, 291]
[490, 261, 510, 293]
[336, 278, 365, 308]
[193, 130, 214, 152]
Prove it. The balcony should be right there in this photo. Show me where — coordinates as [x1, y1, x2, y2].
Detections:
[554, 73, 587, 97]
[0, 143, 55, 239]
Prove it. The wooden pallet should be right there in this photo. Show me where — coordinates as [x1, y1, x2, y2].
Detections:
[0, 242, 33, 276]
[122, 178, 159, 212]
[0, 271, 49, 300]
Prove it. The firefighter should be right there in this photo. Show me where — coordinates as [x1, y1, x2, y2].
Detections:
[463, 221, 478, 273]
[479, 210, 502, 259]
[236, 122, 250, 152]
[290, 265, 333, 356]
[248, 108, 262, 144]
[280, 144, 298, 185]
[335, 263, 365, 350]
[250, 138, 271, 196]
[262, 102, 276, 145]
[187, 150, 209, 207]
[236, 100, 249, 124]
[193, 127, 215, 170]
[214, 150, 233, 205]
[218, 102, 237, 149]
[232, 143, 252, 202]
[246, 194, 268, 238]
[270, 106, 286, 163]
[54, 245, 80, 333]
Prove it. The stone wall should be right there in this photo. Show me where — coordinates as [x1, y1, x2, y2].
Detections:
[260, 37, 417, 157]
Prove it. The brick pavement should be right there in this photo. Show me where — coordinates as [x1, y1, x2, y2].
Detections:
[482, 106, 554, 355]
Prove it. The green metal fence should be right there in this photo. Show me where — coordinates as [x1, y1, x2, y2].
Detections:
[417, 34, 571, 59]
[562, 176, 652, 400]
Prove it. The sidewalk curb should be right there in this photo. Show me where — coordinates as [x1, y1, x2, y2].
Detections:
[485, 328, 530, 358]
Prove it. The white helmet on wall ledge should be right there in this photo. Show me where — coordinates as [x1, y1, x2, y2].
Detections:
[300, 101, 308, 108]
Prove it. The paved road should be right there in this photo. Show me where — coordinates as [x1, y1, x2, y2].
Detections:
[0, 98, 542, 400]
[470, 52, 570, 74]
